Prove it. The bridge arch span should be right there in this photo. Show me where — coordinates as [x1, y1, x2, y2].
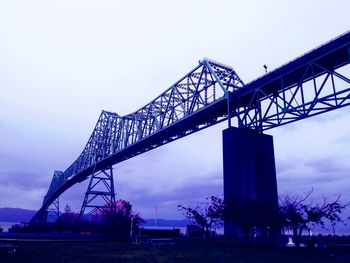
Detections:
[31, 31, 350, 223]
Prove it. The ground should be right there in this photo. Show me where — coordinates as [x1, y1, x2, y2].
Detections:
[0, 238, 349, 263]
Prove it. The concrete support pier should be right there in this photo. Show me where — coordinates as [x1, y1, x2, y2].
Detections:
[223, 127, 278, 237]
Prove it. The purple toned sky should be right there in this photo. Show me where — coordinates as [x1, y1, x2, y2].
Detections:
[1, 1, 350, 231]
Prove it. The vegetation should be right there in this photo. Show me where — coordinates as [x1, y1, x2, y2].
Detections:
[90, 199, 144, 236]
[177, 196, 224, 238]
[1, 193, 348, 263]
[179, 195, 280, 239]
[279, 190, 348, 247]
[178, 192, 347, 242]
[8, 199, 143, 238]
[59, 203, 80, 223]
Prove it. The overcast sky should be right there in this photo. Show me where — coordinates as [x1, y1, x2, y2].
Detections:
[1, 0, 350, 231]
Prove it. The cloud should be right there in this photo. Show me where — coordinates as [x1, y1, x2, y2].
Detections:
[277, 156, 350, 203]
[1, 1, 350, 225]
[54, 143, 224, 218]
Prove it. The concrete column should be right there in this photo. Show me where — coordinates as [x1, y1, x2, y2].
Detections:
[223, 127, 278, 237]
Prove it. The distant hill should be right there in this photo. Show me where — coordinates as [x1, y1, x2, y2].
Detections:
[0, 208, 36, 222]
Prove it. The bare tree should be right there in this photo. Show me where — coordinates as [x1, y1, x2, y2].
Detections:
[178, 196, 224, 238]
[279, 189, 347, 247]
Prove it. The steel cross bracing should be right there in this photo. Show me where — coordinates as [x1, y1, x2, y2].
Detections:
[232, 32, 350, 131]
[31, 30, 350, 223]
[47, 198, 59, 222]
[235, 64, 350, 131]
[79, 167, 116, 219]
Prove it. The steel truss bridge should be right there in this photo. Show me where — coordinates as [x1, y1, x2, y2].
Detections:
[31, 31, 350, 223]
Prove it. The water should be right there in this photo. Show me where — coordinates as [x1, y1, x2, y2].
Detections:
[0, 222, 18, 232]
[142, 226, 224, 235]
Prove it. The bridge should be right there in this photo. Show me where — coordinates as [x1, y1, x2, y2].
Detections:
[31, 31, 350, 234]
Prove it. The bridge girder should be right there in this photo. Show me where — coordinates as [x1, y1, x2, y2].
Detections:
[31, 31, 350, 223]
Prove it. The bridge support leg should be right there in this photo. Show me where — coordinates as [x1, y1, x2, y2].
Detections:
[47, 197, 60, 222]
[79, 166, 116, 220]
[223, 127, 279, 238]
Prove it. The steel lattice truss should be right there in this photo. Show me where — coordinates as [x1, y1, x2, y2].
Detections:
[79, 167, 116, 218]
[235, 60, 350, 131]
[41, 59, 244, 208]
[32, 31, 350, 223]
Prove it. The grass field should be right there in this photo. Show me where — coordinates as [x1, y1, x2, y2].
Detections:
[0, 239, 349, 263]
